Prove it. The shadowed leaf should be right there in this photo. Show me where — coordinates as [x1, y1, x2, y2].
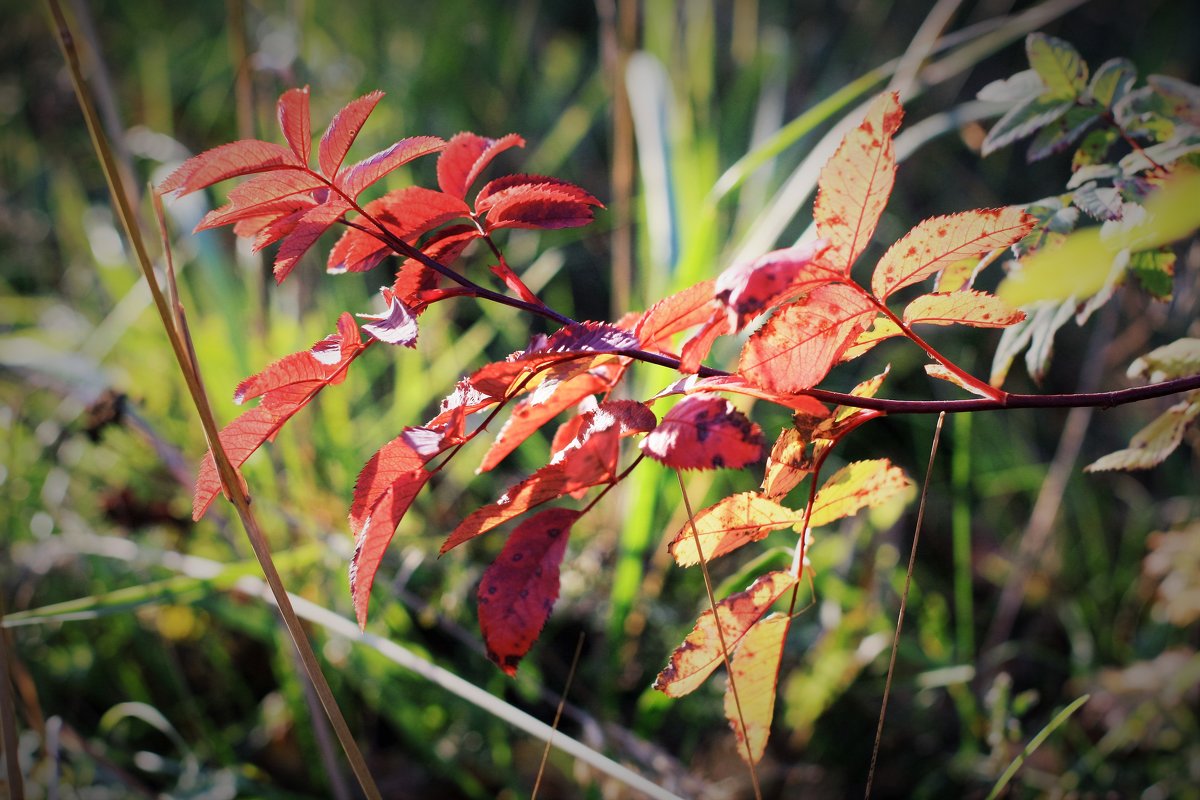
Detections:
[477, 508, 581, 675]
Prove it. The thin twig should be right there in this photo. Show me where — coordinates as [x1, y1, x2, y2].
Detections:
[44, 4, 382, 797]
[676, 471, 763, 800]
[531, 632, 585, 800]
[865, 411, 946, 799]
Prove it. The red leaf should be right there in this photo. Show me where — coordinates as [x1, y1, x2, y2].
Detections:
[272, 201, 349, 283]
[277, 86, 311, 165]
[813, 92, 903, 273]
[484, 195, 599, 231]
[478, 370, 614, 473]
[437, 132, 525, 199]
[640, 395, 763, 471]
[678, 316, 731, 374]
[326, 187, 471, 274]
[467, 322, 637, 401]
[477, 508, 581, 675]
[871, 208, 1035, 299]
[713, 239, 837, 330]
[725, 614, 791, 765]
[441, 415, 623, 553]
[654, 374, 830, 416]
[193, 319, 367, 520]
[339, 136, 446, 198]
[669, 492, 799, 566]
[634, 280, 718, 350]
[474, 174, 601, 214]
[159, 140, 298, 197]
[194, 172, 327, 235]
[738, 283, 876, 393]
[349, 429, 447, 628]
[392, 225, 480, 301]
[654, 570, 798, 697]
[318, 90, 384, 179]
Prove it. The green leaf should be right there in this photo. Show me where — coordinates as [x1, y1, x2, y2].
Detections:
[1127, 248, 1176, 300]
[1072, 127, 1120, 169]
[998, 172, 1200, 306]
[982, 95, 1074, 156]
[1115, 86, 1176, 142]
[984, 695, 1090, 800]
[1148, 74, 1200, 128]
[1026, 33, 1087, 101]
[1088, 58, 1137, 107]
[977, 69, 1044, 104]
[1085, 395, 1200, 472]
[1027, 104, 1104, 162]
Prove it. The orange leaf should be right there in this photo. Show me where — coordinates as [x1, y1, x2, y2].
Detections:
[635, 280, 718, 350]
[806, 459, 912, 528]
[902, 290, 1026, 328]
[725, 614, 791, 765]
[669, 492, 800, 566]
[761, 428, 812, 500]
[871, 208, 1034, 299]
[739, 283, 876, 393]
[654, 571, 797, 698]
[813, 92, 903, 273]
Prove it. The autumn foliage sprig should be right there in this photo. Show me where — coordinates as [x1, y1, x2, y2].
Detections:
[161, 71, 1194, 765]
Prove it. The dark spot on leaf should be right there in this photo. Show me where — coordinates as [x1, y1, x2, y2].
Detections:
[487, 585, 498, 595]
[546, 527, 561, 538]
[512, 552, 524, 562]
[712, 454, 725, 468]
[519, 589, 529, 599]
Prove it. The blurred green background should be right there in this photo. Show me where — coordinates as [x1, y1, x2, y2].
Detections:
[3, 1, 1200, 797]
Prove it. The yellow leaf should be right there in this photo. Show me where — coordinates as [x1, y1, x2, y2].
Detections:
[762, 429, 812, 500]
[725, 614, 791, 766]
[1085, 395, 1200, 472]
[813, 92, 903, 272]
[669, 492, 801, 567]
[805, 459, 913, 528]
[839, 316, 903, 362]
[903, 290, 1026, 328]
[999, 172, 1200, 306]
[653, 571, 797, 698]
[872, 208, 1035, 299]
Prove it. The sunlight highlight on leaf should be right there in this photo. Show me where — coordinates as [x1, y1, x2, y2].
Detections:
[725, 614, 791, 766]
[654, 571, 797, 698]
[813, 92, 903, 272]
[668, 493, 800, 567]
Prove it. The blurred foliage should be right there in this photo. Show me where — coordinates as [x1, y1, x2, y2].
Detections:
[2, 1, 1200, 798]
